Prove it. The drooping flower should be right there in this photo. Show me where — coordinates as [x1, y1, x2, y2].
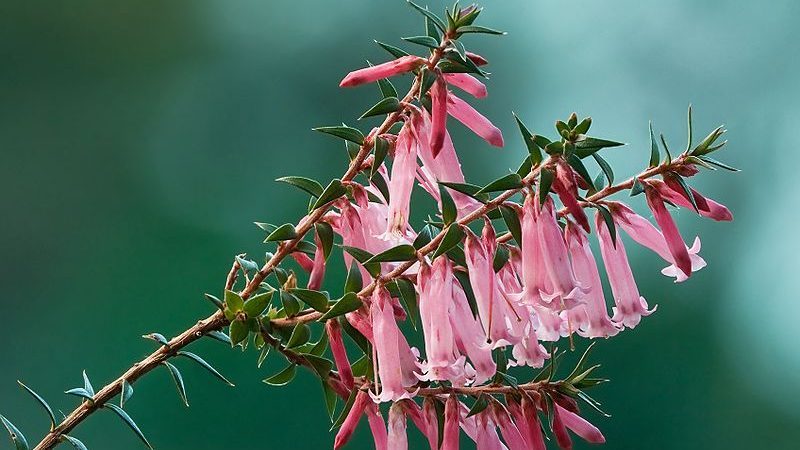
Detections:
[441, 395, 461, 450]
[365, 401, 389, 450]
[537, 199, 587, 308]
[608, 201, 706, 282]
[399, 400, 438, 449]
[325, 319, 354, 390]
[595, 212, 655, 329]
[443, 73, 488, 98]
[370, 287, 416, 402]
[429, 78, 449, 157]
[340, 55, 425, 87]
[553, 159, 590, 232]
[387, 403, 408, 450]
[446, 92, 504, 147]
[552, 402, 573, 450]
[473, 410, 505, 450]
[307, 232, 326, 290]
[645, 185, 692, 278]
[650, 179, 733, 222]
[554, 403, 606, 445]
[450, 282, 496, 385]
[513, 395, 547, 450]
[465, 51, 489, 66]
[492, 404, 530, 450]
[334, 390, 370, 449]
[564, 221, 620, 338]
[385, 122, 418, 238]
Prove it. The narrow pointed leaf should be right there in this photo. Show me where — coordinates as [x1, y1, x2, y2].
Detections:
[697, 155, 739, 171]
[104, 404, 152, 449]
[142, 333, 169, 347]
[331, 391, 358, 431]
[685, 105, 693, 153]
[476, 173, 523, 194]
[371, 137, 390, 178]
[413, 224, 436, 249]
[263, 364, 297, 386]
[243, 291, 274, 318]
[439, 184, 457, 225]
[288, 289, 330, 313]
[649, 121, 660, 167]
[120, 379, 133, 408]
[438, 181, 489, 203]
[205, 330, 232, 345]
[1, 415, 28, 450]
[17, 381, 55, 430]
[499, 205, 522, 244]
[374, 40, 410, 58]
[303, 354, 333, 379]
[229, 320, 249, 347]
[276, 176, 324, 198]
[162, 361, 189, 407]
[65, 388, 94, 401]
[203, 293, 223, 310]
[591, 153, 614, 186]
[377, 78, 398, 99]
[365, 244, 417, 264]
[668, 173, 698, 211]
[63, 435, 88, 450]
[265, 223, 297, 242]
[320, 379, 338, 422]
[567, 154, 595, 189]
[574, 137, 625, 158]
[594, 204, 617, 246]
[315, 222, 334, 260]
[394, 278, 420, 330]
[407, 1, 447, 32]
[457, 25, 506, 35]
[432, 224, 465, 259]
[538, 168, 554, 205]
[359, 97, 401, 120]
[512, 112, 543, 165]
[257, 345, 270, 368]
[341, 246, 380, 277]
[286, 323, 311, 349]
[402, 35, 440, 49]
[313, 126, 364, 145]
[312, 179, 347, 210]
[177, 351, 235, 387]
[466, 394, 489, 417]
[630, 177, 646, 196]
[343, 263, 363, 294]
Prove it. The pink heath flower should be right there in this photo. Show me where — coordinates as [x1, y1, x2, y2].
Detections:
[334, 390, 370, 449]
[370, 286, 417, 402]
[466, 51, 489, 66]
[473, 410, 505, 450]
[385, 121, 418, 238]
[429, 78, 449, 157]
[645, 185, 692, 278]
[450, 283, 496, 385]
[492, 404, 530, 450]
[651, 179, 733, 222]
[553, 159, 590, 232]
[564, 221, 620, 338]
[443, 73, 488, 98]
[595, 212, 656, 329]
[441, 395, 461, 450]
[519, 196, 552, 306]
[339, 55, 425, 87]
[608, 201, 706, 283]
[516, 395, 547, 450]
[365, 401, 389, 450]
[400, 400, 438, 449]
[554, 403, 606, 445]
[446, 91, 504, 147]
[306, 232, 326, 290]
[325, 320, 354, 390]
[537, 199, 587, 308]
[387, 403, 408, 450]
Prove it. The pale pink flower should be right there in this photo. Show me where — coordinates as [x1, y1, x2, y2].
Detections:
[370, 287, 417, 402]
[519, 197, 551, 306]
[340, 55, 425, 87]
[595, 212, 656, 329]
[365, 401, 389, 450]
[515, 395, 547, 450]
[645, 186, 692, 278]
[326, 320, 354, 390]
[442, 395, 461, 450]
[450, 283, 496, 384]
[400, 400, 438, 449]
[532, 305, 566, 341]
[387, 403, 408, 450]
[651, 179, 733, 222]
[385, 122, 418, 237]
[430, 78, 449, 157]
[446, 92, 504, 147]
[554, 404, 606, 445]
[421, 398, 440, 449]
[565, 222, 620, 338]
[473, 410, 505, 450]
[444, 73, 488, 98]
[553, 160, 590, 232]
[609, 201, 706, 282]
[537, 199, 587, 307]
[493, 404, 530, 450]
[334, 390, 369, 449]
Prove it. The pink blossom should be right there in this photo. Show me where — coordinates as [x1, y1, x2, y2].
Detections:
[430, 79, 448, 157]
[441, 395, 461, 450]
[537, 199, 587, 308]
[446, 92, 504, 147]
[340, 55, 425, 87]
[519, 197, 551, 306]
[365, 401, 389, 450]
[400, 400, 438, 449]
[518, 395, 547, 450]
[473, 410, 505, 450]
[450, 283, 496, 384]
[651, 179, 733, 222]
[307, 232, 326, 290]
[387, 403, 408, 450]
[609, 201, 706, 282]
[385, 122, 418, 237]
[334, 390, 369, 449]
[553, 160, 590, 232]
[444, 73, 488, 98]
[421, 398, 440, 449]
[370, 287, 417, 402]
[493, 404, 530, 450]
[554, 404, 606, 444]
[291, 251, 314, 273]
[326, 320, 354, 390]
[595, 212, 655, 329]
[565, 222, 620, 338]
[552, 403, 573, 449]
[466, 51, 489, 66]
[645, 186, 692, 278]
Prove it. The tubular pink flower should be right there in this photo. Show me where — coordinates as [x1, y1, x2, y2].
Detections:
[651, 179, 733, 222]
[519, 197, 550, 306]
[466, 51, 489, 66]
[325, 320, 354, 390]
[493, 404, 530, 450]
[645, 186, 692, 278]
[291, 251, 314, 273]
[400, 400, 437, 449]
[370, 287, 416, 402]
[595, 212, 655, 329]
[385, 122, 418, 237]
[387, 403, 408, 450]
[443, 73, 488, 98]
[553, 160, 590, 232]
[473, 410, 505, 450]
[366, 401, 389, 450]
[519, 395, 547, 450]
[446, 91, 504, 147]
[306, 232, 326, 290]
[441, 395, 461, 450]
[339, 55, 425, 87]
[565, 222, 620, 338]
[421, 398, 440, 449]
[334, 390, 369, 449]
[552, 404, 573, 450]
[451, 283, 496, 384]
[554, 404, 606, 444]
[430, 78, 448, 157]
[537, 199, 587, 308]
[609, 201, 706, 282]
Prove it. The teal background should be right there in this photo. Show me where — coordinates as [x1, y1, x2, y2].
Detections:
[1, 0, 797, 449]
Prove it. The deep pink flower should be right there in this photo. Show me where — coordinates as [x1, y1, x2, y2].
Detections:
[553, 160, 590, 232]
[651, 179, 733, 222]
[465, 51, 489, 66]
[340, 55, 425, 87]
[441, 395, 461, 450]
[473, 410, 505, 450]
[446, 92, 504, 147]
[554, 404, 606, 444]
[334, 390, 369, 449]
[565, 222, 620, 338]
[430, 79, 449, 157]
[387, 403, 408, 450]
[307, 232, 326, 290]
[291, 251, 314, 273]
[518, 395, 547, 450]
[444, 73, 488, 98]
[595, 212, 655, 328]
[400, 400, 437, 449]
[493, 404, 530, 450]
[645, 186, 692, 278]
[370, 287, 417, 402]
[366, 401, 389, 450]
[326, 320, 354, 390]
[421, 398, 440, 449]
[385, 122, 418, 237]
[552, 403, 573, 449]
[537, 199, 587, 308]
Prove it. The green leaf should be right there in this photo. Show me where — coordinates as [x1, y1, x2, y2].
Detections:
[566, 154, 595, 189]
[685, 104, 693, 153]
[142, 332, 169, 347]
[82, 371, 95, 396]
[244, 291, 274, 317]
[64, 388, 94, 401]
[280, 290, 301, 317]
[370, 170, 391, 203]
[476, 173, 523, 194]
[574, 137, 625, 158]
[696, 155, 739, 171]
[205, 330, 232, 345]
[288, 289, 330, 313]
[660, 133, 673, 161]
[413, 224, 436, 250]
[343, 263, 363, 294]
[493, 245, 510, 272]
[257, 345, 270, 368]
[574, 117, 592, 135]
[203, 293, 223, 310]
[466, 394, 489, 417]
[630, 177, 646, 196]
[162, 361, 189, 407]
[339, 317, 371, 356]
[313, 126, 364, 145]
[512, 112, 543, 165]
[538, 168, 554, 205]
[372, 137, 390, 179]
[286, 323, 311, 348]
[377, 77, 398, 99]
[419, 66, 438, 98]
[331, 391, 358, 431]
[499, 205, 522, 244]
[668, 173, 698, 212]
[365, 244, 417, 264]
[320, 380, 338, 422]
[263, 364, 297, 386]
[120, 378, 133, 408]
[594, 204, 617, 246]
[691, 125, 727, 156]
[374, 40, 410, 58]
[276, 176, 324, 198]
[1, 415, 28, 450]
[315, 222, 334, 260]
[438, 181, 489, 203]
[432, 224, 465, 259]
[104, 404, 152, 449]
[63, 435, 88, 450]
[402, 35, 440, 49]
[591, 153, 614, 186]
[229, 320, 249, 347]
[312, 179, 347, 210]
[556, 120, 570, 137]
[394, 278, 420, 330]
[359, 97, 401, 120]
[439, 184, 457, 225]
[303, 354, 334, 379]
[407, 1, 447, 32]
[224, 290, 244, 319]
[457, 25, 506, 35]
[265, 223, 297, 242]
[177, 351, 235, 387]
[341, 246, 381, 277]
[17, 381, 55, 430]
[648, 121, 660, 167]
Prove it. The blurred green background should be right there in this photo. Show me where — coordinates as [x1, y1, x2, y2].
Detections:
[1, 0, 797, 448]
